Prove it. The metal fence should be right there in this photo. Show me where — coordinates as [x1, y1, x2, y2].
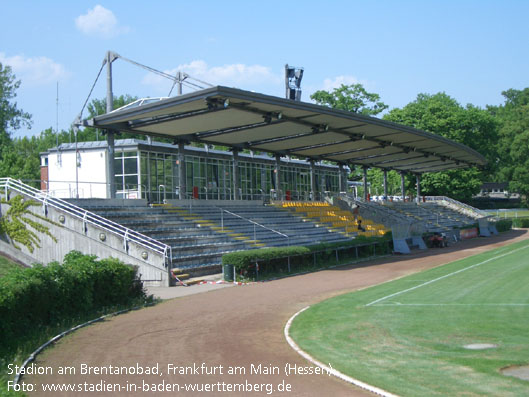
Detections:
[425, 196, 487, 219]
[0, 177, 172, 267]
[234, 240, 392, 281]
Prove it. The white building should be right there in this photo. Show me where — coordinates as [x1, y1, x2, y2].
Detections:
[40, 139, 345, 202]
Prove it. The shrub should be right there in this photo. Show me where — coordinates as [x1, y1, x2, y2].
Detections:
[512, 217, 529, 228]
[0, 251, 145, 353]
[495, 219, 513, 232]
[222, 236, 392, 280]
[222, 246, 311, 271]
[459, 223, 478, 230]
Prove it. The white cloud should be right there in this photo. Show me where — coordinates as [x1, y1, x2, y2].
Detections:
[322, 75, 362, 91]
[75, 5, 129, 38]
[0, 53, 70, 86]
[142, 60, 281, 93]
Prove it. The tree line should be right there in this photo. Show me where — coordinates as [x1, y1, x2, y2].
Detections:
[1, 62, 528, 205]
[312, 84, 528, 205]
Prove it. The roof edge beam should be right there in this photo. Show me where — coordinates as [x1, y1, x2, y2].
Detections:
[196, 117, 285, 139]
[129, 98, 230, 129]
[282, 138, 355, 154]
[366, 154, 426, 166]
[246, 126, 332, 148]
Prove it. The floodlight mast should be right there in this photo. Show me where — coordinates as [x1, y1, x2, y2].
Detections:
[104, 51, 118, 198]
[285, 64, 304, 101]
[98, 50, 217, 198]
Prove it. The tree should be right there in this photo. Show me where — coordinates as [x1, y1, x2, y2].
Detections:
[310, 83, 388, 116]
[366, 168, 402, 196]
[0, 137, 41, 182]
[86, 94, 138, 119]
[383, 93, 498, 202]
[0, 62, 32, 149]
[491, 88, 529, 204]
[78, 94, 175, 144]
[0, 128, 73, 186]
[79, 95, 139, 141]
[310, 84, 388, 193]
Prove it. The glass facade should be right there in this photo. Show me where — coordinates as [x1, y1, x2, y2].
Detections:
[115, 143, 343, 202]
[139, 151, 178, 202]
[114, 150, 140, 199]
[238, 160, 273, 200]
[185, 155, 233, 200]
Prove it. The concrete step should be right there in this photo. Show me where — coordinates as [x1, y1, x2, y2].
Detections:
[171, 272, 190, 280]
[134, 227, 216, 237]
[171, 241, 252, 255]
[172, 263, 222, 277]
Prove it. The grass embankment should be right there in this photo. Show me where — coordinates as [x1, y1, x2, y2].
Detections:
[0, 255, 21, 278]
[290, 238, 529, 396]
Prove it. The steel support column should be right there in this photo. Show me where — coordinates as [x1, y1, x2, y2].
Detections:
[178, 141, 186, 200]
[339, 164, 347, 193]
[233, 150, 240, 200]
[105, 51, 116, 199]
[383, 169, 388, 200]
[310, 160, 316, 201]
[363, 166, 368, 201]
[416, 174, 421, 203]
[275, 154, 282, 200]
[401, 171, 406, 201]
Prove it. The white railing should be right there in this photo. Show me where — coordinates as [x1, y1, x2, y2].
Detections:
[0, 178, 172, 266]
[218, 207, 290, 245]
[339, 193, 409, 226]
[425, 196, 487, 219]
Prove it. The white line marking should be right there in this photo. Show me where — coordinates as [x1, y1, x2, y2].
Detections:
[284, 306, 399, 397]
[376, 303, 529, 306]
[365, 243, 529, 307]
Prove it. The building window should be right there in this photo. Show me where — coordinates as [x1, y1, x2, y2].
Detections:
[121, 146, 343, 202]
[115, 150, 139, 199]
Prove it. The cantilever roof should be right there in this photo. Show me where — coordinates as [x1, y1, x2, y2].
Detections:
[87, 86, 487, 173]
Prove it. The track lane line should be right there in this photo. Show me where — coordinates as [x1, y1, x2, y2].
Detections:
[284, 306, 399, 397]
[365, 242, 529, 307]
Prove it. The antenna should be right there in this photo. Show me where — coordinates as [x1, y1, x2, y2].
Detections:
[56, 81, 62, 166]
[56, 82, 59, 147]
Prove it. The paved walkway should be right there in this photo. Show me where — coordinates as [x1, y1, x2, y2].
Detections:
[25, 230, 529, 396]
[147, 281, 233, 300]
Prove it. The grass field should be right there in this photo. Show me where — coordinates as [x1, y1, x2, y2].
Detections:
[290, 238, 529, 396]
[486, 209, 529, 218]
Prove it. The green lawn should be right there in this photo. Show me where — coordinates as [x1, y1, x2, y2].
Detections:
[486, 210, 529, 218]
[290, 238, 529, 396]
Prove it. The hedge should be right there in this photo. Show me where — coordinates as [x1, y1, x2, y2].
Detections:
[512, 217, 529, 228]
[0, 251, 144, 352]
[459, 223, 479, 230]
[495, 219, 513, 232]
[222, 235, 392, 275]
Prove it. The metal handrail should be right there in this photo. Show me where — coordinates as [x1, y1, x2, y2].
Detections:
[425, 196, 487, 218]
[158, 184, 166, 204]
[0, 178, 172, 266]
[340, 193, 408, 226]
[217, 206, 289, 245]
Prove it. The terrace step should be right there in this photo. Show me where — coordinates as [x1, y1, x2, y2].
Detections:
[86, 202, 356, 276]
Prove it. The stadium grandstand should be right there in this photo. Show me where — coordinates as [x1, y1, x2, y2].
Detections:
[0, 53, 492, 286]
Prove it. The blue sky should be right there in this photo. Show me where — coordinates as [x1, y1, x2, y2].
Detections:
[2, 1, 529, 138]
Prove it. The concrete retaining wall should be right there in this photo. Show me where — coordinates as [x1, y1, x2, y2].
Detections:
[0, 193, 170, 286]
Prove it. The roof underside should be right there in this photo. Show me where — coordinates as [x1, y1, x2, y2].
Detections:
[87, 86, 486, 173]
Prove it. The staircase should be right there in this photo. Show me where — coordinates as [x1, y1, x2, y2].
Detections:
[277, 201, 389, 237]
